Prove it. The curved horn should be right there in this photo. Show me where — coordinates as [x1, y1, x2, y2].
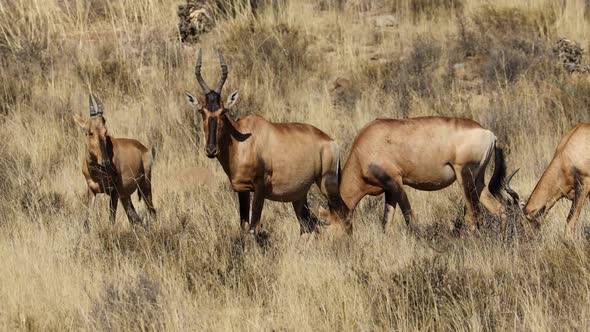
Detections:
[195, 48, 212, 94]
[93, 94, 104, 116]
[89, 94, 97, 117]
[504, 169, 523, 207]
[215, 49, 228, 94]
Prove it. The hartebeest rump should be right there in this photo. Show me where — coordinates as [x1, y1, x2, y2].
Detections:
[185, 49, 340, 235]
[505, 123, 590, 233]
[319, 116, 508, 234]
[74, 95, 156, 227]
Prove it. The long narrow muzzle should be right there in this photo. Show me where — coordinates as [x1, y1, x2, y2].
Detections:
[206, 117, 218, 158]
[99, 137, 111, 168]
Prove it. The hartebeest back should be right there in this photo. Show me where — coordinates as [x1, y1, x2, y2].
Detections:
[319, 116, 508, 234]
[505, 123, 590, 233]
[185, 49, 340, 235]
[74, 95, 156, 228]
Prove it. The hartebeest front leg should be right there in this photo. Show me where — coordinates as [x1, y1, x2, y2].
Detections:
[109, 191, 119, 224]
[383, 191, 397, 231]
[84, 187, 96, 231]
[382, 176, 413, 229]
[238, 192, 251, 231]
[249, 190, 265, 236]
[565, 183, 590, 235]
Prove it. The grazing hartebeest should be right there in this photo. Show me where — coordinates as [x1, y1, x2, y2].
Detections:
[504, 123, 590, 233]
[74, 95, 156, 228]
[318, 116, 508, 234]
[185, 49, 340, 235]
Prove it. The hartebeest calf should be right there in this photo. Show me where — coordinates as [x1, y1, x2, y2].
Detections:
[74, 95, 156, 227]
[319, 116, 508, 234]
[505, 123, 590, 233]
[185, 49, 340, 235]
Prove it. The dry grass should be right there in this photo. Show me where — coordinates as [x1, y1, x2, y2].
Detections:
[2, 0, 590, 330]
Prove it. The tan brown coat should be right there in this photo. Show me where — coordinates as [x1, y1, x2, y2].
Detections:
[186, 50, 339, 234]
[74, 96, 155, 228]
[320, 116, 507, 234]
[506, 123, 590, 233]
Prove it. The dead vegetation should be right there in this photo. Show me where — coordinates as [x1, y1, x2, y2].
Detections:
[1, 0, 590, 330]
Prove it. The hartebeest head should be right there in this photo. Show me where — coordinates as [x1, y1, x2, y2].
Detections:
[185, 49, 239, 158]
[504, 169, 543, 228]
[74, 95, 111, 168]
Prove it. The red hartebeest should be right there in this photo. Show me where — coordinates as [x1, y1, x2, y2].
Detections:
[74, 95, 156, 228]
[319, 116, 508, 234]
[505, 123, 590, 233]
[184, 49, 340, 235]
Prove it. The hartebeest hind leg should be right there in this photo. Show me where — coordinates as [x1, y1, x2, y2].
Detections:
[293, 198, 319, 234]
[140, 152, 157, 220]
[121, 196, 142, 225]
[476, 176, 507, 228]
[454, 165, 480, 231]
[139, 179, 156, 219]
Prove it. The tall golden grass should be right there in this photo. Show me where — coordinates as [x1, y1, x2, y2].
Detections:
[1, 0, 590, 330]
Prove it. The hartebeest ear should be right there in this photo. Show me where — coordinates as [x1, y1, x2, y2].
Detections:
[185, 91, 202, 111]
[225, 90, 239, 109]
[73, 115, 88, 130]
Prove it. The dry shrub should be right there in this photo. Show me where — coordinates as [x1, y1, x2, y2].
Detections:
[388, 0, 463, 21]
[76, 42, 141, 96]
[363, 35, 443, 115]
[92, 273, 164, 331]
[0, 41, 50, 114]
[222, 20, 315, 97]
[473, 5, 556, 39]
[548, 74, 590, 124]
[447, 5, 558, 91]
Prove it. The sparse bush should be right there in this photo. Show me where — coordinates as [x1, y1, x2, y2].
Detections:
[92, 274, 164, 331]
[388, 0, 463, 21]
[222, 20, 315, 96]
[76, 42, 141, 96]
[363, 35, 442, 115]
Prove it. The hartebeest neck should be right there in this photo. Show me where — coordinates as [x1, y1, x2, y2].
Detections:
[526, 159, 570, 214]
[215, 116, 245, 176]
[335, 158, 369, 218]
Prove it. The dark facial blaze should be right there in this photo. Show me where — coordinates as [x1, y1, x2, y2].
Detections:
[202, 91, 225, 159]
[87, 117, 111, 167]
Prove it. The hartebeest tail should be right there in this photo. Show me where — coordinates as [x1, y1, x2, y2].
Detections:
[505, 123, 590, 233]
[319, 116, 509, 234]
[489, 147, 507, 197]
[74, 95, 156, 228]
[185, 49, 340, 236]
